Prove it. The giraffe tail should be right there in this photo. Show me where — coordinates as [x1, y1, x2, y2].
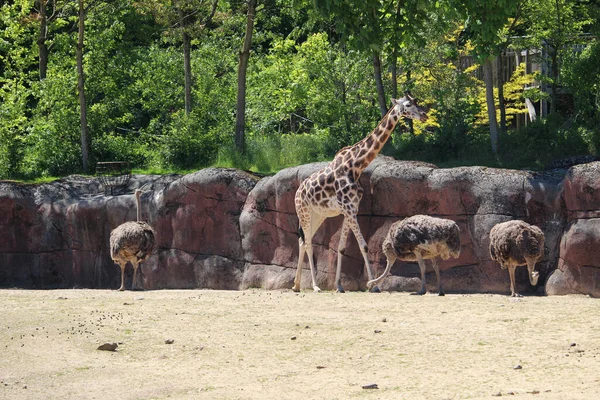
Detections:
[298, 226, 305, 245]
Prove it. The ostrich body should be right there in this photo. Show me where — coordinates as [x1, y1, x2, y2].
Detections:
[367, 215, 461, 295]
[110, 189, 155, 291]
[489, 220, 544, 297]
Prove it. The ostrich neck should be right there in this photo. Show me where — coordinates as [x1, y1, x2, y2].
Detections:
[136, 194, 142, 222]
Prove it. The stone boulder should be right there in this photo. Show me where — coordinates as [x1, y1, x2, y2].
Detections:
[146, 168, 259, 289]
[546, 162, 600, 297]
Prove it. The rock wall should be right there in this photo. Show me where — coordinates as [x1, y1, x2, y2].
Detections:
[1, 160, 599, 296]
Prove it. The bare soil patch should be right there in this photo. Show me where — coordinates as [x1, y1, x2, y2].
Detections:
[1, 289, 599, 399]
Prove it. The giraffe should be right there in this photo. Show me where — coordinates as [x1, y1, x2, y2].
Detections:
[293, 93, 428, 293]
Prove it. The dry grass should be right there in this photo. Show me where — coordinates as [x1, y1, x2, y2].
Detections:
[1, 289, 599, 400]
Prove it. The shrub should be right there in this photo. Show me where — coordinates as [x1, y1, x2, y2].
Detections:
[157, 111, 221, 170]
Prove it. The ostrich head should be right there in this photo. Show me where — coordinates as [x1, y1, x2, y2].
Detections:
[527, 260, 540, 286]
[391, 93, 428, 123]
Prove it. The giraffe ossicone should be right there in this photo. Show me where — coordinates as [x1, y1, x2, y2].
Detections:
[293, 94, 428, 293]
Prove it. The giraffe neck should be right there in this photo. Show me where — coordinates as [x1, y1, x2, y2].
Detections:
[348, 106, 401, 173]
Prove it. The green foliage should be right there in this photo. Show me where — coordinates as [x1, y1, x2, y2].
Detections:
[0, 80, 27, 178]
[476, 63, 540, 126]
[562, 41, 600, 127]
[0, 0, 598, 180]
[453, 0, 520, 59]
[248, 33, 379, 156]
[157, 110, 222, 170]
[216, 130, 328, 173]
[499, 117, 592, 168]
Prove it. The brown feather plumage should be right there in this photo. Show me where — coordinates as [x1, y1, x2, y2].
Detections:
[383, 215, 461, 261]
[109, 189, 155, 290]
[489, 220, 544, 266]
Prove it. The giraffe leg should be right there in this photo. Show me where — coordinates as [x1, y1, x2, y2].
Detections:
[431, 258, 444, 296]
[415, 252, 427, 295]
[293, 237, 306, 292]
[508, 265, 520, 297]
[346, 214, 379, 293]
[335, 218, 351, 293]
[305, 243, 320, 293]
[117, 262, 126, 291]
[298, 213, 326, 293]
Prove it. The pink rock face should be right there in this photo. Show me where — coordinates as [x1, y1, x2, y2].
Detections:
[544, 162, 600, 297]
[1, 160, 600, 295]
[145, 168, 259, 289]
[239, 159, 564, 294]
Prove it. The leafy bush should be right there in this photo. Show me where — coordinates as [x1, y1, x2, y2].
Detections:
[157, 111, 221, 170]
[23, 119, 82, 178]
[216, 130, 328, 174]
[0, 81, 27, 179]
[562, 41, 600, 126]
[499, 117, 591, 169]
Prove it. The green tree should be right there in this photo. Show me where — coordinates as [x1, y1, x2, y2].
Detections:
[136, 0, 220, 115]
[313, 0, 431, 117]
[451, 0, 520, 154]
[520, 0, 592, 115]
[0, 0, 39, 178]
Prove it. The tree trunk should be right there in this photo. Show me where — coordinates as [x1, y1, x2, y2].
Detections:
[373, 51, 387, 117]
[497, 54, 506, 133]
[38, 0, 48, 80]
[235, 0, 257, 153]
[182, 30, 192, 114]
[550, 48, 559, 115]
[391, 47, 397, 99]
[179, 8, 192, 114]
[406, 69, 414, 136]
[77, 0, 89, 173]
[484, 59, 499, 154]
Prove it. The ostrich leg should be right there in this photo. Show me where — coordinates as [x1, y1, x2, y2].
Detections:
[431, 258, 445, 296]
[415, 252, 427, 295]
[132, 262, 140, 291]
[508, 265, 520, 297]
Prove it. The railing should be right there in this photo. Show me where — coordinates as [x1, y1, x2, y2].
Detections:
[96, 161, 131, 195]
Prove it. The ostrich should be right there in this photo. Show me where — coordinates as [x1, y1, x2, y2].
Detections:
[489, 220, 544, 297]
[367, 215, 461, 295]
[110, 189, 155, 291]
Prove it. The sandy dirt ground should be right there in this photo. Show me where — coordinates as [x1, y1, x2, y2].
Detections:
[1, 289, 599, 400]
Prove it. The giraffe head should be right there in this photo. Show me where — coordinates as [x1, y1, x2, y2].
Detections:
[391, 93, 428, 122]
